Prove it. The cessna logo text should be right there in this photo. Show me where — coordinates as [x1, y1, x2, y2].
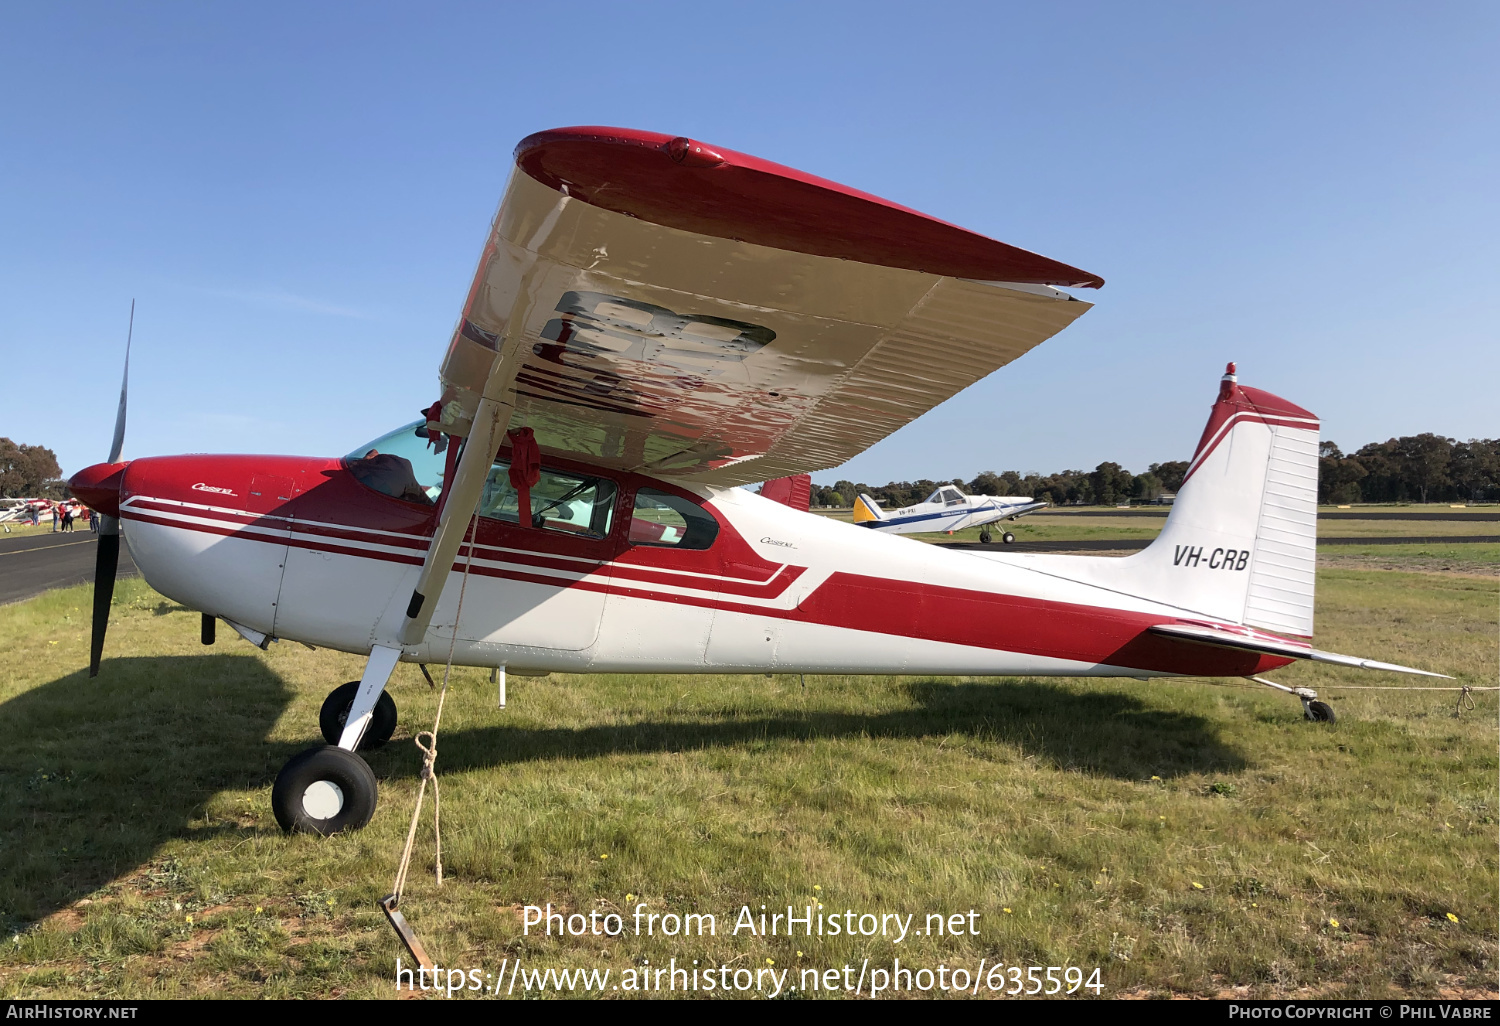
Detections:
[192, 483, 237, 496]
[1173, 545, 1249, 571]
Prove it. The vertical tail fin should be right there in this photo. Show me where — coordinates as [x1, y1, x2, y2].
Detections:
[853, 493, 886, 523]
[1142, 363, 1321, 634]
[761, 474, 812, 511]
[1045, 364, 1321, 635]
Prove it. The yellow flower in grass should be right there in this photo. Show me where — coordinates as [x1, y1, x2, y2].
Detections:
[1329, 918, 1340, 928]
[1191, 882, 1204, 890]
[1446, 913, 1459, 924]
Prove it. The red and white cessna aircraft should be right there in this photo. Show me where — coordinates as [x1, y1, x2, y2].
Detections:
[70, 127, 1442, 835]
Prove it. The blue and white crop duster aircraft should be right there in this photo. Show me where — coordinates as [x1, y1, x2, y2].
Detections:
[852, 486, 1046, 543]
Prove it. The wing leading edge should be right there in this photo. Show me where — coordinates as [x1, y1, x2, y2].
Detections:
[429, 127, 1101, 486]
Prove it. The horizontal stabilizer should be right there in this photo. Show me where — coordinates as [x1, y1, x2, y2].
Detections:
[1148, 623, 1450, 678]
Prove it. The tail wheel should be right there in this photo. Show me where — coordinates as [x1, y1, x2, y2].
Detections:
[1002, 532, 1016, 544]
[1304, 700, 1336, 723]
[272, 746, 378, 835]
[320, 680, 397, 749]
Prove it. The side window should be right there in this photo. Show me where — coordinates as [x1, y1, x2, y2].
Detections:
[478, 462, 617, 539]
[629, 488, 719, 549]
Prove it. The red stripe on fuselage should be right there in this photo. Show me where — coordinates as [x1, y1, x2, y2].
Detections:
[123, 504, 1290, 677]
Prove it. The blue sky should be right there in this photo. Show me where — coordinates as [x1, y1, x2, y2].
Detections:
[2, 2, 1495, 484]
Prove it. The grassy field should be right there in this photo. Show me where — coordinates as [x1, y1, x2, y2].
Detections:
[0, 558, 1495, 999]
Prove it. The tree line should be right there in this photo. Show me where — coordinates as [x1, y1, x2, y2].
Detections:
[0, 439, 63, 498]
[813, 434, 1500, 508]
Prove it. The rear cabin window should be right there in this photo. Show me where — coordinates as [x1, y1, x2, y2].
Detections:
[629, 488, 719, 549]
[478, 462, 617, 539]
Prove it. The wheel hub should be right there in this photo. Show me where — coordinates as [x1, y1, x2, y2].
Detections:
[302, 780, 345, 819]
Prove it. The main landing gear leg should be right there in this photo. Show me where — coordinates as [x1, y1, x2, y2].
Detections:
[1248, 675, 1336, 723]
[273, 645, 400, 834]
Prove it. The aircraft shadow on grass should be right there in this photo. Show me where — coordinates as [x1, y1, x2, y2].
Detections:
[1, 661, 1245, 925]
[0, 654, 300, 926]
[393, 679, 1249, 785]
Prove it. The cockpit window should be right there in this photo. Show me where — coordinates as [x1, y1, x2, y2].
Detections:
[940, 488, 965, 507]
[478, 462, 617, 539]
[345, 421, 447, 504]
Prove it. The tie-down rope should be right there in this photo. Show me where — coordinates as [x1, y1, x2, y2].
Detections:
[391, 513, 479, 903]
[1317, 683, 1495, 714]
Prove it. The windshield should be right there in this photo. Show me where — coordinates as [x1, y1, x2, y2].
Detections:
[345, 421, 448, 504]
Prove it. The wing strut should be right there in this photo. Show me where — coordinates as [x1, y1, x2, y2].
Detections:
[398, 396, 514, 646]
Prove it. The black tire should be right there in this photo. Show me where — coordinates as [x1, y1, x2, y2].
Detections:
[319, 681, 397, 749]
[1002, 532, 1016, 544]
[1304, 700, 1336, 723]
[272, 745, 378, 835]
[979, 530, 993, 544]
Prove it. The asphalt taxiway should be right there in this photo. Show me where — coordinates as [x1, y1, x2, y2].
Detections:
[0, 530, 139, 606]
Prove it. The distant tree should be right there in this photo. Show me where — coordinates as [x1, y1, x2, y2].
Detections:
[968, 471, 1009, 496]
[825, 491, 844, 508]
[1349, 439, 1401, 501]
[1318, 441, 1367, 504]
[1089, 462, 1135, 505]
[1395, 433, 1454, 504]
[1148, 461, 1188, 494]
[1450, 439, 1500, 502]
[1132, 472, 1163, 503]
[833, 480, 859, 504]
[0, 438, 62, 498]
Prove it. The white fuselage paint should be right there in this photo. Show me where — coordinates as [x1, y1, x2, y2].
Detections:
[120, 487, 1209, 679]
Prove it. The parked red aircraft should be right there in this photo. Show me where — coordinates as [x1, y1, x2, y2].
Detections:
[70, 127, 1442, 835]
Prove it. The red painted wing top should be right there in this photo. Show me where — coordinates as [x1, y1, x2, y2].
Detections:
[515, 127, 1104, 289]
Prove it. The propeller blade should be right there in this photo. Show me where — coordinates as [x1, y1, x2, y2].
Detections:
[89, 523, 119, 677]
[90, 301, 133, 676]
[107, 300, 132, 464]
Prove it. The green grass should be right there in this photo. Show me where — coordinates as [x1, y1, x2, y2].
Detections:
[0, 573, 1495, 999]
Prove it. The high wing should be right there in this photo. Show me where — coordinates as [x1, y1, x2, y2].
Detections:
[427, 126, 1101, 486]
[396, 126, 1101, 644]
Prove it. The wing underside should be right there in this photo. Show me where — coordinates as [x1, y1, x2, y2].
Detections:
[430, 127, 1099, 487]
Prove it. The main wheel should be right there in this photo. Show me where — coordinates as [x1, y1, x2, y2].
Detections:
[1002, 531, 1016, 544]
[1304, 700, 1336, 723]
[320, 681, 397, 749]
[979, 530, 993, 544]
[272, 745, 378, 835]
